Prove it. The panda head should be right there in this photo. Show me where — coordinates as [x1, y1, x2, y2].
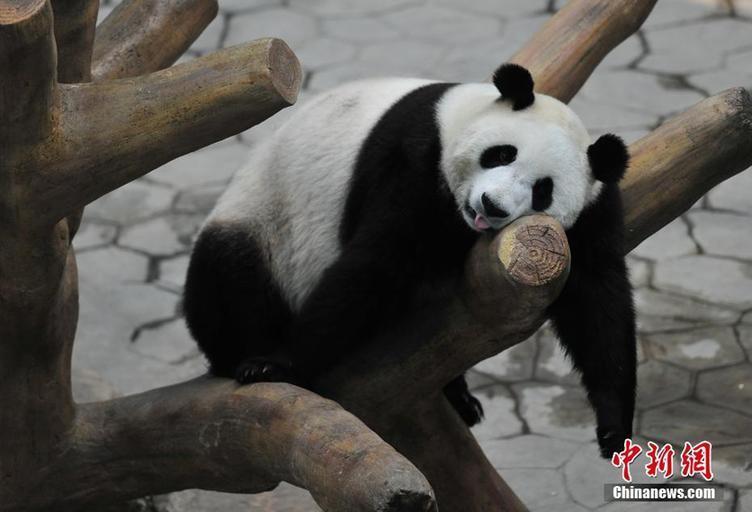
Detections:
[438, 63, 629, 232]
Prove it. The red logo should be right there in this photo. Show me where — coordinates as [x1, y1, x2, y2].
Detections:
[611, 439, 642, 482]
[680, 441, 714, 481]
[610, 439, 713, 482]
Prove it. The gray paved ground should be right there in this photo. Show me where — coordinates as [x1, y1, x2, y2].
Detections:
[78, 0, 752, 510]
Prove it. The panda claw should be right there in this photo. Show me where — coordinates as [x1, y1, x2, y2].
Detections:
[235, 357, 296, 385]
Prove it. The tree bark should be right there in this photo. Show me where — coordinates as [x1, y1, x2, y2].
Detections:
[17, 380, 435, 512]
[92, 0, 218, 80]
[510, 0, 657, 102]
[622, 87, 752, 251]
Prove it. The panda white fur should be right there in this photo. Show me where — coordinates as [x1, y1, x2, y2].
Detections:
[184, 64, 636, 458]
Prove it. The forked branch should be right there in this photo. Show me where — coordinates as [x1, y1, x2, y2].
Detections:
[510, 0, 657, 102]
[93, 0, 218, 80]
[27, 38, 302, 227]
[19, 380, 435, 512]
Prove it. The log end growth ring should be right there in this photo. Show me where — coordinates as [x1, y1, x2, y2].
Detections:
[498, 216, 569, 287]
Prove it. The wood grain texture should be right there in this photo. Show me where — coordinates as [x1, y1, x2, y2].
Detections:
[14, 379, 435, 512]
[92, 0, 218, 80]
[29, 38, 301, 227]
[510, 0, 657, 102]
[622, 87, 752, 250]
[52, 0, 99, 83]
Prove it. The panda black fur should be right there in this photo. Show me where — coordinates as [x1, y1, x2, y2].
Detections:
[183, 64, 636, 458]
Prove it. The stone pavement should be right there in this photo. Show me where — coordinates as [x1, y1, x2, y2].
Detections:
[77, 0, 752, 510]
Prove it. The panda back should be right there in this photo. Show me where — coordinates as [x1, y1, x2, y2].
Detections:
[206, 78, 437, 310]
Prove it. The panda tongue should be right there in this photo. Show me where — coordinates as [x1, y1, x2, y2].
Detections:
[474, 214, 491, 230]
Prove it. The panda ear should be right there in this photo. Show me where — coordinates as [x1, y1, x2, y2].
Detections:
[493, 63, 535, 111]
[588, 134, 629, 184]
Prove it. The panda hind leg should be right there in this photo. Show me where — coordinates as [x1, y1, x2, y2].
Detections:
[444, 374, 484, 426]
[183, 224, 297, 385]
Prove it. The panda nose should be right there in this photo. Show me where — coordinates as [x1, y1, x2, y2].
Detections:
[481, 193, 509, 219]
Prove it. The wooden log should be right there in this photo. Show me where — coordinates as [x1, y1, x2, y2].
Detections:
[51, 0, 99, 83]
[510, 0, 657, 102]
[92, 0, 218, 80]
[11, 379, 436, 512]
[27, 38, 301, 227]
[51, 0, 100, 238]
[0, 0, 56, 147]
[622, 87, 752, 251]
[317, 215, 570, 511]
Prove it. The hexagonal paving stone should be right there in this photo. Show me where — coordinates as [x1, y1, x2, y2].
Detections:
[707, 167, 752, 215]
[174, 183, 227, 215]
[642, 0, 724, 30]
[73, 220, 118, 251]
[634, 289, 740, 330]
[631, 218, 698, 260]
[688, 210, 752, 260]
[470, 385, 524, 441]
[709, 443, 752, 487]
[569, 95, 658, 132]
[653, 255, 752, 309]
[321, 16, 399, 43]
[295, 37, 358, 70]
[159, 255, 190, 292]
[514, 383, 595, 443]
[640, 400, 752, 446]
[119, 217, 186, 256]
[427, 0, 548, 17]
[577, 70, 704, 117]
[499, 468, 571, 511]
[359, 39, 447, 75]
[641, 18, 752, 74]
[535, 329, 580, 386]
[86, 181, 175, 225]
[482, 434, 580, 470]
[643, 326, 744, 370]
[225, 8, 318, 50]
[218, 0, 282, 14]
[188, 12, 225, 53]
[381, 6, 501, 44]
[627, 257, 651, 288]
[72, 367, 118, 403]
[689, 49, 752, 95]
[636, 360, 692, 410]
[697, 363, 752, 416]
[739, 325, 752, 359]
[474, 338, 536, 382]
[289, 0, 414, 17]
[599, 33, 644, 70]
[149, 140, 248, 189]
[131, 319, 200, 365]
[430, 16, 550, 83]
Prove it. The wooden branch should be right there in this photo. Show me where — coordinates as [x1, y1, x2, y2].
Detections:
[384, 397, 528, 512]
[27, 38, 301, 227]
[0, 0, 56, 147]
[317, 215, 570, 511]
[92, 0, 218, 80]
[51, 0, 99, 83]
[510, 0, 657, 102]
[622, 87, 752, 251]
[12, 379, 435, 512]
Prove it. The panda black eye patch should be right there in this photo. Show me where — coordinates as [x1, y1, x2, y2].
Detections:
[480, 145, 517, 168]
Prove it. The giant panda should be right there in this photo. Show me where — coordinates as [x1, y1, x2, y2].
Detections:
[183, 64, 636, 458]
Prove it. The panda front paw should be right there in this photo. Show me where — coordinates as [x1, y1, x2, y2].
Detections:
[596, 425, 630, 459]
[234, 356, 296, 385]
